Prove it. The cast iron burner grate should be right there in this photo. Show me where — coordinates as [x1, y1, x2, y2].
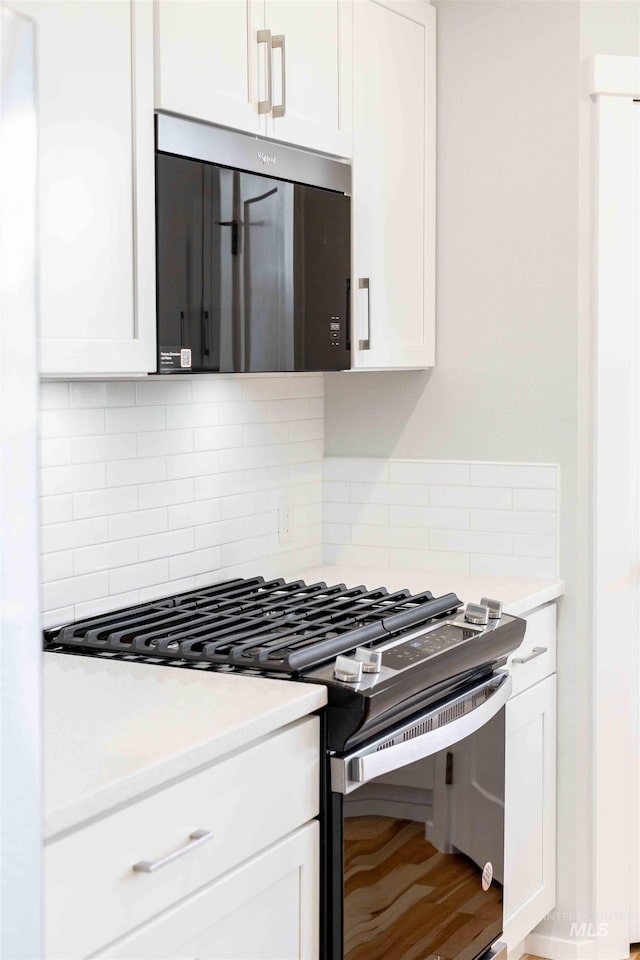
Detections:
[43, 576, 462, 674]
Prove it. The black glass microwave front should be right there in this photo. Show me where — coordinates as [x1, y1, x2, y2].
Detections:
[155, 116, 351, 374]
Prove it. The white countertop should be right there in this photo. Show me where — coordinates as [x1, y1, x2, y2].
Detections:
[44, 566, 562, 841]
[44, 655, 326, 841]
[297, 565, 564, 617]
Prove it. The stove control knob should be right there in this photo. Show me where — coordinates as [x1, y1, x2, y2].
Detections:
[355, 647, 382, 674]
[480, 597, 503, 620]
[334, 655, 363, 683]
[464, 603, 490, 625]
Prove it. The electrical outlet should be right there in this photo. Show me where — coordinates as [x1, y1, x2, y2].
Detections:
[278, 497, 294, 544]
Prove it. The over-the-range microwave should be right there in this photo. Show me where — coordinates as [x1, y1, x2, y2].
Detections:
[155, 114, 351, 375]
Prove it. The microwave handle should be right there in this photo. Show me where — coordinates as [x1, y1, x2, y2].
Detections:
[358, 277, 370, 350]
[345, 278, 351, 351]
[257, 29, 272, 115]
[330, 672, 512, 794]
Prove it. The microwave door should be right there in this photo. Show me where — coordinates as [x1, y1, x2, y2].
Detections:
[240, 173, 294, 373]
[156, 153, 204, 371]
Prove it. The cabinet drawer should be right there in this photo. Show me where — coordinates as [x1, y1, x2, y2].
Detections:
[46, 716, 319, 960]
[507, 603, 557, 696]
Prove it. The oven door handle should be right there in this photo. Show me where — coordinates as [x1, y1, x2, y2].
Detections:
[330, 672, 512, 794]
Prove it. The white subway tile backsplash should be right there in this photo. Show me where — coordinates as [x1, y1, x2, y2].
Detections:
[71, 434, 137, 464]
[73, 540, 139, 575]
[168, 499, 221, 530]
[43, 572, 110, 611]
[169, 546, 221, 580]
[41, 408, 105, 439]
[109, 559, 169, 594]
[512, 488, 558, 512]
[429, 529, 513, 555]
[166, 403, 220, 429]
[139, 528, 194, 562]
[193, 425, 239, 451]
[106, 406, 166, 434]
[322, 457, 559, 580]
[40, 438, 72, 467]
[135, 379, 192, 405]
[220, 536, 269, 567]
[166, 451, 220, 480]
[41, 462, 105, 496]
[324, 502, 389, 526]
[388, 505, 469, 531]
[138, 478, 194, 510]
[429, 485, 512, 510]
[41, 551, 74, 583]
[137, 429, 194, 458]
[195, 519, 245, 550]
[41, 518, 107, 554]
[39, 387, 559, 621]
[108, 508, 168, 541]
[241, 378, 290, 401]
[470, 509, 555, 535]
[73, 487, 138, 520]
[324, 543, 389, 568]
[512, 534, 557, 558]
[41, 494, 73, 526]
[221, 492, 269, 520]
[191, 378, 244, 404]
[350, 482, 430, 506]
[351, 525, 429, 550]
[106, 457, 166, 488]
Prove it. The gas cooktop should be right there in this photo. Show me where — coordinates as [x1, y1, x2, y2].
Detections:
[43, 575, 526, 750]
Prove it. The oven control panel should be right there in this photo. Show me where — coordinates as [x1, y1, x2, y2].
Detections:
[381, 622, 483, 670]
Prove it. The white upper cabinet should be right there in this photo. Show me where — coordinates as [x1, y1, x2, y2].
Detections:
[16, 0, 156, 377]
[155, 0, 352, 158]
[351, 0, 435, 370]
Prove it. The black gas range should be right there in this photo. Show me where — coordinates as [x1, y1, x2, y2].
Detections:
[43, 575, 524, 751]
[44, 575, 526, 960]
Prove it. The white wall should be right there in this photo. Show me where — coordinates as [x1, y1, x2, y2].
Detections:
[325, 1, 638, 956]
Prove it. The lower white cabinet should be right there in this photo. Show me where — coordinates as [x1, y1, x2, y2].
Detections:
[45, 716, 320, 960]
[503, 673, 557, 950]
[96, 822, 319, 960]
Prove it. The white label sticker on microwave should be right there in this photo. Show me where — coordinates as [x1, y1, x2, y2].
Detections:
[481, 862, 493, 891]
[180, 348, 192, 369]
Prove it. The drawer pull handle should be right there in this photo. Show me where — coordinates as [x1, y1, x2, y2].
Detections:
[133, 829, 213, 874]
[512, 646, 547, 665]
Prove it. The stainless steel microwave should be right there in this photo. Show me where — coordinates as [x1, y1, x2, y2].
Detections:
[155, 114, 351, 374]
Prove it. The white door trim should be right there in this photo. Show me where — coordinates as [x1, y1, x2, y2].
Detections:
[587, 54, 640, 959]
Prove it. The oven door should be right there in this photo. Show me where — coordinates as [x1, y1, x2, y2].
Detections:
[328, 672, 511, 960]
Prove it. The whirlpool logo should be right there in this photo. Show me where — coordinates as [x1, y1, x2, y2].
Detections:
[257, 150, 277, 166]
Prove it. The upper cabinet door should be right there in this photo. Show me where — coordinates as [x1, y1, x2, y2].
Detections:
[15, 0, 156, 376]
[351, 0, 435, 370]
[264, 0, 352, 157]
[154, 0, 265, 135]
[155, 0, 352, 158]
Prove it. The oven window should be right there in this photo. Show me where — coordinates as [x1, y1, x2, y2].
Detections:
[341, 711, 505, 960]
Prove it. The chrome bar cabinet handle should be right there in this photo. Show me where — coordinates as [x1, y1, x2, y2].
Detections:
[358, 277, 370, 350]
[132, 829, 214, 874]
[271, 34, 286, 117]
[257, 29, 272, 115]
[511, 646, 547, 665]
